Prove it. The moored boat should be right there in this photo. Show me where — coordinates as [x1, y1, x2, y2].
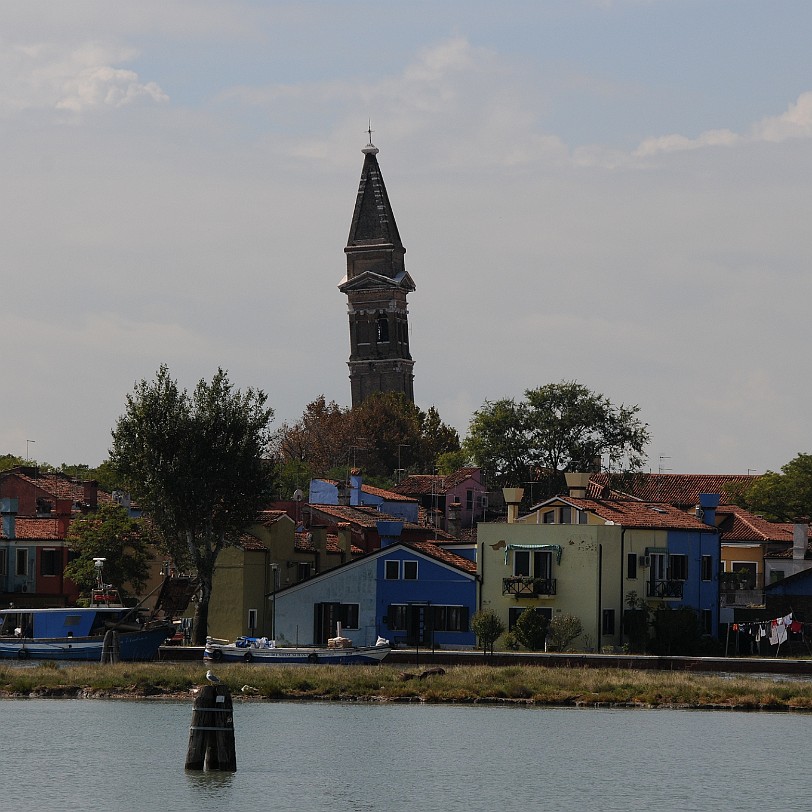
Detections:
[204, 626, 391, 665]
[0, 604, 173, 661]
[0, 559, 192, 662]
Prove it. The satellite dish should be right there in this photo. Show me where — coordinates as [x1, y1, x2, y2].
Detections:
[292, 489, 304, 502]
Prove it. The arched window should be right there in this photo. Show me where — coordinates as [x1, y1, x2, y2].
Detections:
[376, 316, 389, 342]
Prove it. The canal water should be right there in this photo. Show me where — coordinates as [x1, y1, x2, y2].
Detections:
[3, 699, 808, 811]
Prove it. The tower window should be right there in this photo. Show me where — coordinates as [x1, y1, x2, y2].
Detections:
[376, 316, 389, 342]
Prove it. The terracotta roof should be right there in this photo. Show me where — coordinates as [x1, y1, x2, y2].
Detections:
[1, 517, 66, 540]
[256, 509, 290, 527]
[0, 469, 113, 510]
[307, 504, 421, 530]
[294, 531, 363, 556]
[588, 473, 758, 506]
[403, 541, 477, 574]
[237, 533, 269, 552]
[317, 479, 416, 503]
[544, 497, 716, 532]
[716, 505, 799, 543]
[394, 468, 482, 496]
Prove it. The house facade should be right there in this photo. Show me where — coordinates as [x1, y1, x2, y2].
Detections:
[394, 467, 487, 532]
[477, 488, 720, 650]
[273, 522, 477, 648]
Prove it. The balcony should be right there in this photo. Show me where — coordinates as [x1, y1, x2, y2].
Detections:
[720, 572, 764, 607]
[502, 576, 556, 597]
[646, 579, 684, 599]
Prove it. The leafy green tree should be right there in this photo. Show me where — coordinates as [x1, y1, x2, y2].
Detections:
[465, 381, 650, 492]
[110, 366, 274, 644]
[64, 503, 155, 598]
[415, 406, 461, 471]
[546, 613, 583, 652]
[0, 454, 28, 473]
[471, 609, 505, 656]
[513, 608, 549, 651]
[742, 453, 812, 522]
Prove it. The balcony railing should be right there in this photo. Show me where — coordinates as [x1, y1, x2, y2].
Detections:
[646, 579, 684, 599]
[502, 576, 557, 597]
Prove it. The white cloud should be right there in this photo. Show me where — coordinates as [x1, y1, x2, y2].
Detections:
[629, 91, 812, 160]
[0, 40, 168, 114]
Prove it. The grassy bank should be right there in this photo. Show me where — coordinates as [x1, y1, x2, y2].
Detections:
[2, 661, 812, 711]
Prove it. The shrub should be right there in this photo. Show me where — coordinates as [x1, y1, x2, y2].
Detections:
[513, 608, 549, 651]
[547, 614, 583, 652]
[471, 610, 505, 656]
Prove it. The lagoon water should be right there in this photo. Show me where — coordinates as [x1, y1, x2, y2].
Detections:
[4, 698, 809, 812]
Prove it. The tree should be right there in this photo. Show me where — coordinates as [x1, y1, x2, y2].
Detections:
[273, 393, 460, 486]
[471, 609, 505, 656]
[465, 381, 650, 492]
[546, 613, 583, 652]
[513, 607, 549, 651]
[110, 366, 274, 644]
[742, 453, 812, 522]
[64, 503, 155, 599]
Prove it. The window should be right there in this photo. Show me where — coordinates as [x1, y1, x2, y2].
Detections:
[376, 316, 389, 342]
[386, 604, 408, 631]
[627, 552, 638, 580]
[403, 560, 418, 580]
[433, 605, 469, 632]
[542, 510, 556, 524]
[508, 606, 552, 631]
[338, 603, 359, 630]
[40, 549, 60, 577]
[701, 609, 713, 635]
[602, 608, 615, 635]
[247, 609, 258, 631]
[0, 549, 6, 576]
[669, 554, 688, 581]
[560, 506, 571, 524]
[701, 555, 713, 582]
[770, 570, 785, 584]
[297, 562, 312, 582]
[466, 490, 474, 510]
[15, 549, 27, 577]
[578, 510, 588, 524]
[513, 550, 531, 577]
[513, 550, 552, 579]
[385, 560, 400, 580]
[732, 561, 757, 589]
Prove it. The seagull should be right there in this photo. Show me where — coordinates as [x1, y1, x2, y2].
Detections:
[241, 684, 259, 696]
[206, 670, 221, 685]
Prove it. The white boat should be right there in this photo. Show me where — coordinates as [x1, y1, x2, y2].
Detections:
[204, 625, 391, 665]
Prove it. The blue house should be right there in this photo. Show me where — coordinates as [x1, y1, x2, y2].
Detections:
[309, 471, 419, 524]
[273, 521, 477, 648]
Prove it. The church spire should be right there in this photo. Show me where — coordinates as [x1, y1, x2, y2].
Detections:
[339, 137, 415, 407]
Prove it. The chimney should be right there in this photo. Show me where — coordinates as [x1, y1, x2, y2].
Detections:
[502, 488, 524, 524]
[447, 502, 461, 538]
[337, 522, 353, 561]
[793, 524, 808, 561]
[1, 497, 18, 539]
[310, 525, 328, 570]
[350, 468, 362, 506]
[337, 481, 350, 506]
[82, 480, 98, 510]
[564, 472, 591, 499]
[377, 520, 403, 548]
[697, 493, 720, 527]
[56, 499, 72, 537]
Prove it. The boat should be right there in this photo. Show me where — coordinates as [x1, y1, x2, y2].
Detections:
[0, 559, 190, 661]
[204, 624, 391, 665]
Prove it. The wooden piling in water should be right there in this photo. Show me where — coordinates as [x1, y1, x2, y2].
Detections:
[100, 630, 119, 663]
[185, 685, 236, 771]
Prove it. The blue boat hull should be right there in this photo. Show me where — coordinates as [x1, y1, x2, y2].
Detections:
[0, 624, 173, 661]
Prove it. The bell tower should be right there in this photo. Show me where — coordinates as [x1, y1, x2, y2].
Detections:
[339, 138, 415, 407]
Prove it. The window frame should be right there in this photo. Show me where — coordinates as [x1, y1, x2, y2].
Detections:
[403, 560, 418, 581]
[384, 560, 400, 580]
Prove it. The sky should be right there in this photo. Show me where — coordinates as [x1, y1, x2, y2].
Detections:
[1, 1, 811, 476]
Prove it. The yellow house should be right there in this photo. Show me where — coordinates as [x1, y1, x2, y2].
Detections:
[477, 486, 720, 651]
[207, 510, 357, 641]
